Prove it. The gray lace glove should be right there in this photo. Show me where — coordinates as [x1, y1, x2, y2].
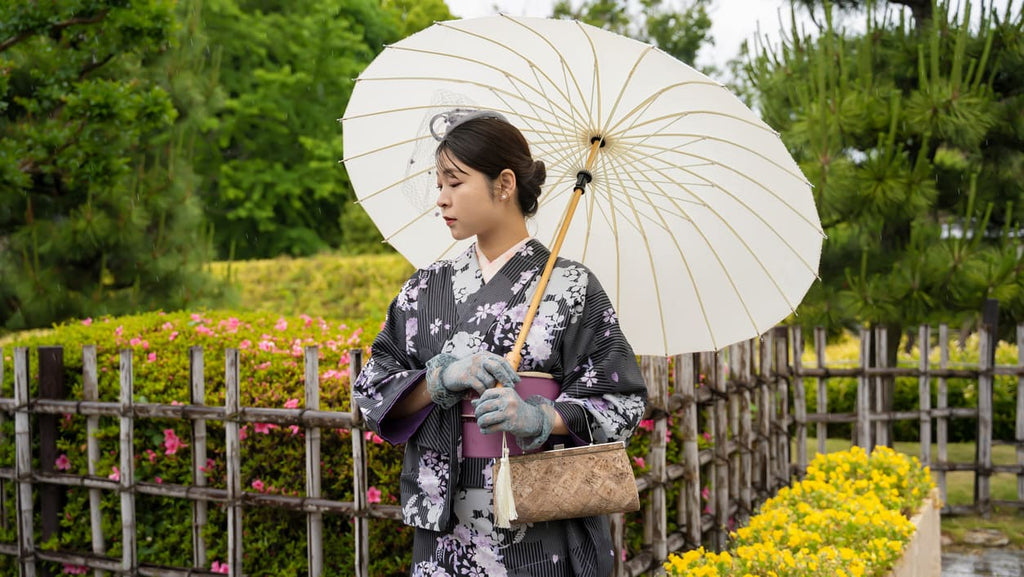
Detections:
[424, 351, 520, 409]
[472, 389, 555, 451]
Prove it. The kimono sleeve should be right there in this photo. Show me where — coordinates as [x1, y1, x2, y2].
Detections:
[553, 271, 648, 446]
[351, 272, 434, 444]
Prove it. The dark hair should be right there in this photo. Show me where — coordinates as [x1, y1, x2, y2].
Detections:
[435, 117, 546, 217]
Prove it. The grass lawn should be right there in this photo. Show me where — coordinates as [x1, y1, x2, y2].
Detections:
[805, 437, 1024, 548]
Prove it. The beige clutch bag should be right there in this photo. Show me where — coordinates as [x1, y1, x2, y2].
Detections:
[493, 440, 640, 524]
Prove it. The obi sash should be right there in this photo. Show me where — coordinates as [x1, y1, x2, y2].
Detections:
[460, 372, 559, 458]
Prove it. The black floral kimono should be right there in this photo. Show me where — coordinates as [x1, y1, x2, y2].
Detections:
[352, 239, 647, 577]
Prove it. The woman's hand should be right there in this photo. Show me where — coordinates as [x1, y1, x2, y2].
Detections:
[424, 351, 519, 408]
[472, 388, 554, 450]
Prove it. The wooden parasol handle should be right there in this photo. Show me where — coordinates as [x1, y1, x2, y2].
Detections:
[505, 138, 603, 371]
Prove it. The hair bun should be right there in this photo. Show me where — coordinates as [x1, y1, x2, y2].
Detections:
[530, 160, 547, 188]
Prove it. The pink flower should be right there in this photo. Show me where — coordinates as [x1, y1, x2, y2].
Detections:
[195, 325, 214, 336]
[147, 352, 157, 363]
[251, 479, 265, 492]
[258, 340, 275, 352]
[154, 477, 163, 484]
[632, 457, 645, 469]
[62, 564, 88, 575]
[145, 449, 157, 463]
[638, 419, 655, 432]
[284, 398, 300, 409]
[115, 325, 123, 337]
[253, 422, 278, 434]
[80, 318, 92, 326]
[161, 322, 174, 330]
[191, 313, 202, 321]
[200, 458, 216, 473]
[130, 337, 142, 347]
[55, 454, 70, 471]
[275, 318, 288, 331]
[666, 429, 672, 443]
[108, 466, 120, 481]
[702, 431, 712, 442]
[289, 425, 301, 436]
[364, 431, 383, 444]
[171, 400, 184, 406]
[701, 486, 710, 501]
[367, 486, 382, 504]
[210, 561, 230, 574]
[169, 331, 179, 341]
[163, 429, 188, 456]
[239, 425, 248, 441]
[239, 339, 252, 349]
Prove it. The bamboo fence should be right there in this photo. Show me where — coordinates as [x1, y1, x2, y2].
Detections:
[1, 320, 1023, 576]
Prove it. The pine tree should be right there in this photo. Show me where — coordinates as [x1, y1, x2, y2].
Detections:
[0, 1, 227, 332]
[745, 1, 1024, 337]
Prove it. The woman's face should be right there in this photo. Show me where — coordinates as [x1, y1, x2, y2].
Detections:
[435, 150, 506, 241]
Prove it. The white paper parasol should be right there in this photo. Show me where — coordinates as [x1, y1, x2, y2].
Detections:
[342, 15, 824, 356]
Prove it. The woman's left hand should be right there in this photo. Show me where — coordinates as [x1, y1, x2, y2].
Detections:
[472, 387, 548, 438]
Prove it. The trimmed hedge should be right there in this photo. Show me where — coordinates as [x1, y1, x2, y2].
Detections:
[0, 310, 417, 576]
[0, 311, 666, 575]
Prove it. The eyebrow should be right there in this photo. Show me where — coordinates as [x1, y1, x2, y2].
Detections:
[436, 149, 470, 177]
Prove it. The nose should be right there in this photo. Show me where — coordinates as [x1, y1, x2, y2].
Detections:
[436, 187, 450, 208]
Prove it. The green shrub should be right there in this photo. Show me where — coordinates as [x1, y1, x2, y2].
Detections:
[209, 253, 414, 324]
[0, 310, 417, 576]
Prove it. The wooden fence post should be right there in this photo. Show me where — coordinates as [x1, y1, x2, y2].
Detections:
[1017, 324, 1024, 506]
[118, 350, 137, 574]
[0, 346, 5, 533]
[873, 327, 890, 448]
[814, 328, 827, 455]
[757, 333, 772, 497]
[305, 347, 324, 577]
[937, 325, 950, 510]
[791, 326, 807, 478]
[710, 351, 729, 550]
[918, 326, 932, 468]
[189, 347, 209, 571]
[674, 353, 701, 550]
[14, 348, 36, 577]
[38, 346, 65, 571]
[976, 300, 997, 516]
[857, 328, 872, 450]
[641, 356, 668, 566]
[349, 349, 369, 577]
[735, 341, 753, 526]
[224, 349, 244, 577]
[772, 328, 789, 489]
[82, 346, 106, 577]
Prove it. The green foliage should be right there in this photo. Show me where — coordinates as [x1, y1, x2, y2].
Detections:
[0, 310, 412, 575]
[193, 0, 452, 259]
[551, 0, 714, 69]
[209, 252, 415, 322]
[0, 1, 228, 332]
[744, 1, 1024, 337]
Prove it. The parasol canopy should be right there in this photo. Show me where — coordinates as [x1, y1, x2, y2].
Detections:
[342, 15, 824, 356]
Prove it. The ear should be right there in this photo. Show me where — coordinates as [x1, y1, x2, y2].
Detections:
[498, 169, 516, 198]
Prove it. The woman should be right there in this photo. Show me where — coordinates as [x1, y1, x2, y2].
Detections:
[352, 110, 647, 577]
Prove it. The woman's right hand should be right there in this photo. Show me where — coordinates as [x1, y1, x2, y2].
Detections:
[424, 351, 520, 408]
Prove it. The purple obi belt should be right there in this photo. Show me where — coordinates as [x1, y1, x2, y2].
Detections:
[460, 373, 559, 458]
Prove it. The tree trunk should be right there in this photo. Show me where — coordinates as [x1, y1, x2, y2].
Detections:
[891, 0, 932, 27]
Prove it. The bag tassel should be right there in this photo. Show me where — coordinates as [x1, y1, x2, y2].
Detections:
[493, 433, 518, 528]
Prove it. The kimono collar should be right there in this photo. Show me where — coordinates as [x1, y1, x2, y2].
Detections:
[475, 237, 533, 283]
